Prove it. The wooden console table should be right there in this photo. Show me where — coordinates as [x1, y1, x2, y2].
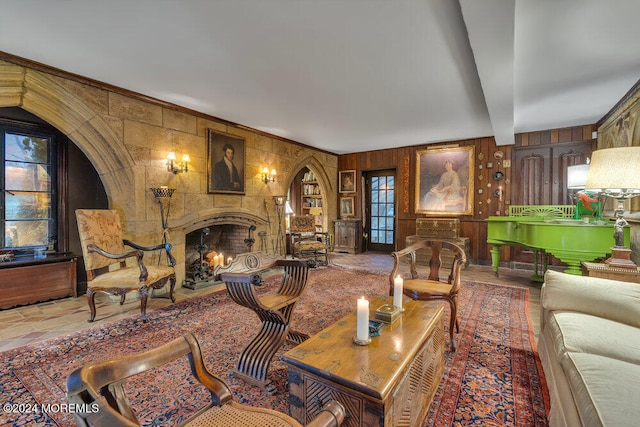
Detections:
[282, 297, 444, 427]
[582, 261, 640, 283]
[0, 253, 77, 309]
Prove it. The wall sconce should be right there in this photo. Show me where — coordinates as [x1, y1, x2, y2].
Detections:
[166, 152, 190, 174]
[261, 167, 277, 184]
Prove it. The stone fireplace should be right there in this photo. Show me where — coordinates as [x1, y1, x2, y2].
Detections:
[172, 209, 270, 289]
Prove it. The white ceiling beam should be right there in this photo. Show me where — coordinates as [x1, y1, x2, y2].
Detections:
[460, 0, 515, 146]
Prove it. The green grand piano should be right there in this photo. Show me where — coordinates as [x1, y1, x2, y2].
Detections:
[487, 205, 629, 280]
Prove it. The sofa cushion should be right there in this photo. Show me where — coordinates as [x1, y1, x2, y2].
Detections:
[542, 270, 640, 328]
[562, 352, 640, 427]
[546, 311, 640, 365]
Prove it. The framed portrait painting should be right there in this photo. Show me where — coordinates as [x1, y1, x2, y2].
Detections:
[415, 146, 474, 215]
[339, 170, 356, 193]
[340, 197, 355, 217]
[207, 129, 246, 194]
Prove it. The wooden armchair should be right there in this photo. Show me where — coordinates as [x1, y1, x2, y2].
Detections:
[390, 238, 466, 351]
[66, 332, 345, 427]
[75, 209, 176, 322]
[220, 259, 311, 394]
[289, 215, 329, 266]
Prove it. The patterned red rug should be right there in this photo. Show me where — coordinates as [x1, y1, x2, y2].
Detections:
[0, 266, 548, 426]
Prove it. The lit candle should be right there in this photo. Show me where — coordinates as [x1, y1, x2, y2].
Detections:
[227, 256, 232, 266]
[393, 275, 403, 310]
[218, 254, 223, 266]
[356, 297, 369, 341]
[212, 255, 219, 269]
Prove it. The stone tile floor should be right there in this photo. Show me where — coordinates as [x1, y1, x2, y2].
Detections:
[0, 252, 541, 353]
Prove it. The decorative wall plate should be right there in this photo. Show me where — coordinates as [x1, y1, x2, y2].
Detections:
[493, 171, 504, 181]
[494, 150, 504, 160]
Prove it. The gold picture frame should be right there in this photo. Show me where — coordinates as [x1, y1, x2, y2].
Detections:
[340, 197, 355, 217]
[339, 170, 356, 193]
[207, 129, 246, 194]
[415, 146, 474, 215]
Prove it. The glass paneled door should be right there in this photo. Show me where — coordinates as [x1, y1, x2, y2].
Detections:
[365, 170, 395, 252]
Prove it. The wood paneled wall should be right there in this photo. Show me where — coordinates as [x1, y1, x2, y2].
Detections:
[338, 124, 597, 265]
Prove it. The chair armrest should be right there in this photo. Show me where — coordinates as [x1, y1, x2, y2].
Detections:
[87, 244, 148, 281]
[87, 243, 141, 262]
[306, 400, 345, 427]
[124, 240, 176, 267]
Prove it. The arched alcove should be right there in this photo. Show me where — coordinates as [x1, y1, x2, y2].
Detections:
[0, 63, 138, 216]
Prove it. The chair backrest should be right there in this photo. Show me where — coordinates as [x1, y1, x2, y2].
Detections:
[76, 209, 127, 272]
[67, 333, 232, 426]
[276, 259, 310, 297]
[290, 215, 316, 233]
[390, 238, 467, 292]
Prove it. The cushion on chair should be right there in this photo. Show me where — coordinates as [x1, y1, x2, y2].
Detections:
[185, 401, 300, 427]
[89, 265, 174, 288]
[403, 278, 452, 295]
[293, 241, 327, 251]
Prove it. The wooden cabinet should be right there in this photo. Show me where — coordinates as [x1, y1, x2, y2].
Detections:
[334, 219, 362, 253]
[0, 253, 77, 309]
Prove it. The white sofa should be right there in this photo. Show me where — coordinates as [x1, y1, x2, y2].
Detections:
[538, 270, 640, 426]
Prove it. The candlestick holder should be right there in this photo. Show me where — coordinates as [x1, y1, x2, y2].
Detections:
[352, 335, 372, 346]
[150, 187, 175, 264]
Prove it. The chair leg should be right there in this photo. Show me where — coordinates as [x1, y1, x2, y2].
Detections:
[447, 298, 458, 352]
[87, 288, 97, 322]
[139, 286, 149, 322]
[169, 274, 176, 303]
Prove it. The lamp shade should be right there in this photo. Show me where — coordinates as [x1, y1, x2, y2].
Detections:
[567, 164, 589, 189]
[585, 147, 640, 192]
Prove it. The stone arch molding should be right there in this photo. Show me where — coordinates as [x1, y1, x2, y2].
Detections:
[284, 153, 336, 229]
[0, 64, 136, 212]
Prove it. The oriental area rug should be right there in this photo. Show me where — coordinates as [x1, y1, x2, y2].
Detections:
[0, 266, 549, 426]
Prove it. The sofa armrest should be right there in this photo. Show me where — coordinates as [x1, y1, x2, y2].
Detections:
[542, 270, 640, 328]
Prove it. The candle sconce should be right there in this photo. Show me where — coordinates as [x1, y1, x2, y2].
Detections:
[261, 167, 277, 184]
[166, 152, 190, 174]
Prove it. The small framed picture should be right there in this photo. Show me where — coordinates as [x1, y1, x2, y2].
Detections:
[339, 170, 356, 193]
[340, 197, 355, 217]
[486, 161, 494, 169]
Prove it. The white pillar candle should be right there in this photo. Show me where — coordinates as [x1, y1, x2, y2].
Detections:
[393, 275, 403, 309]
[356, 297, 369, 341]
[227, 256, 232, 266]
[218, 254, 223, 266]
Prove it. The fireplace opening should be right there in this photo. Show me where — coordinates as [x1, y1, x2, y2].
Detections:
[183, 224, 255, 289]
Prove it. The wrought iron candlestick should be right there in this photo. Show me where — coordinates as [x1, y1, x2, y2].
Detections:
[273, 196, 286, 256]
[150, 186, 175, 263]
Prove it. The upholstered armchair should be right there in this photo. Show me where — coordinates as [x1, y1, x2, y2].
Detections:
[289, 215, 329, 266]
[66, 332, 346, 427]
[75, 209, 176, 322]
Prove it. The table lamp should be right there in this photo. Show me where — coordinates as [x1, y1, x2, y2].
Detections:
[585, 147, 640, 269]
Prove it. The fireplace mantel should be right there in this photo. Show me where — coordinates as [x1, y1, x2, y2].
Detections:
[171, 208, 269, 236]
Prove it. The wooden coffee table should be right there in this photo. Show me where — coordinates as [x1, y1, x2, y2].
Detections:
[282, 297, 444, 427]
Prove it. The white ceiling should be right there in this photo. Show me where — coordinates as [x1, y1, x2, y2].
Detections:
[1, 0, 639, 154]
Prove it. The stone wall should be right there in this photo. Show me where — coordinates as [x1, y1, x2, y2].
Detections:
[0, 58, 338, 284]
